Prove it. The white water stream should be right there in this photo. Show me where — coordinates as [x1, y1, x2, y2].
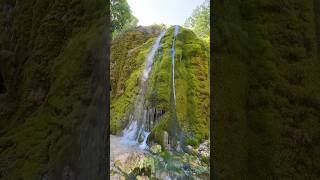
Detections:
[172, 25, 180, 105]
[121, 29, 167, 149]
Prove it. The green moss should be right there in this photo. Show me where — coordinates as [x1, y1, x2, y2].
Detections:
[110, 35, 159, 134]
[174, 27, 210, 142]
[112, 26, 210, 147]
[0, 4, 107, 176]
[213, 0, 320, 179]
[149, 113, 170, 147]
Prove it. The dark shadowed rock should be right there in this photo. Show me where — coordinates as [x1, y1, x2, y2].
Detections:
[0, 0, 108, 179]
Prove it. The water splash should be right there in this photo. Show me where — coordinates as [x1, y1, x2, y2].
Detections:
[121, 29, 167, 147]
[121, 117, 139, 144]
[172, 25, 180, 105]
[139, 131, 151, 149]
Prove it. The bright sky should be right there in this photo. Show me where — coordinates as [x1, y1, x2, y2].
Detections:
[127, 0, 206, 26]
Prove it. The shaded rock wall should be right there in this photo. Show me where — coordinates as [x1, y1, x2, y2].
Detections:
[213, 0, 320, 179]
[0, 0, 108, 179]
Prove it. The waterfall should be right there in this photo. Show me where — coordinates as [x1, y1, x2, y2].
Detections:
[139, 131, 151, 149]
[121, 119, 138, 144]
[121, 29, 167, 149]
[172, 25, 180, 105]
[142, 30, 167, 81]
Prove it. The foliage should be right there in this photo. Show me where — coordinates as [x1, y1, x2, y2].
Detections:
[184, 0, 210, 40]
[111, 0, 138, 38]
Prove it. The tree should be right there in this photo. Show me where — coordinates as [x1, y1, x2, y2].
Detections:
[184, 0, 210, 40]
[111, 0, 138, 37]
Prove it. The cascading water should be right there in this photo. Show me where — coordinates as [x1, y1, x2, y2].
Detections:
[139, 131, 151, 149]
[121, 29, 167, 149]
[111, 26, 210, 179]
[172, 25, 180, 105]
[121, 118, 138, 144]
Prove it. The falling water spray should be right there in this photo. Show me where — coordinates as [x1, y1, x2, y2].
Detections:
[121, 29, 167, 149]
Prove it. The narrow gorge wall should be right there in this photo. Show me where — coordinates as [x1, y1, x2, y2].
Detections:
[213, 0, 320, 179]
[0, 0, 108, 179]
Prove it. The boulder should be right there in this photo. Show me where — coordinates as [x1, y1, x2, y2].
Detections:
[186, 145, 197, 155]
[163, 131, 169, 149]
[198, 140, 210, 159]
[111, 151, 155, 178]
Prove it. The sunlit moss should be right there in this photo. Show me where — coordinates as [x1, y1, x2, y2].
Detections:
[111, 26, 210, 147]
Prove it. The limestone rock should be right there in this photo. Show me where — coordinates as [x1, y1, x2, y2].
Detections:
[186, 145, 197, 155]
[198, 140, 210, 159]
[163, 131, 169, 149]
[113, 152, 146, 173]
[110, 173, 125, 180]
[112, 151, 155, 178]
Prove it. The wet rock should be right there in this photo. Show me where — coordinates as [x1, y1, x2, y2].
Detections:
[163, 131, 169, 149]
[181, 153, 209, 178]
[150, 144, 162, 154]
[136, 176, 149, 180]
[198, 140, 210, 159]
[160, 174, 171, 180]
[113, 152, 145, 173]
[186, 145, 197, 155]
[182, 153, 199, 168]
[110, 173, 125, 180]
[112, 151, 155, 178]
[131, 166, 152, 178]
[176, 141, 183, 152]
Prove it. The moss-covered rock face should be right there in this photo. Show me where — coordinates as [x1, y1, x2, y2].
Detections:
[110, 26, 210, 148]
[110, 26, 163, 134]
[213, 0, 320, 179]
[0, 0, 107, 179]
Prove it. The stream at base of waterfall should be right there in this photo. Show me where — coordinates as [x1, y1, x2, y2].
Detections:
[110, 135, 209, 179]
[110, 26, 209, 179]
